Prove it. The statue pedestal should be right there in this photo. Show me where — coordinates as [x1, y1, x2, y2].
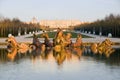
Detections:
[29, 32, 31, 34]
[18, 32, 21, 36]
[33, 31, 35, 34]
[88, 31, 91, 34]
[108, 33, 112, 37]
[24, 32, 27, 35]
[99, 32, 102, 36]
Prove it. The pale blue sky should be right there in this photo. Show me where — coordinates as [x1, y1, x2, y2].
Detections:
[0, 0, 120, 22]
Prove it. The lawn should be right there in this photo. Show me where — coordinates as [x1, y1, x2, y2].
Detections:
[28, 31, 92, 38]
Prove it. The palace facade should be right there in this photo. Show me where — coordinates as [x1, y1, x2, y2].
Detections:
[25, 17, 82, 29]
[39, 20, 82, 28]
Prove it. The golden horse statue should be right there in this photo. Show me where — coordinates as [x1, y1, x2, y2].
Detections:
[53, 31, 72, 52]
[6, 35, 29, 49]
[54, 28, 81, 48]
[71, 34, 83, 47]
[41, 31, 53, 47]
[52, 28, 83, 52]
[91, 39, 115, 58]
[7, 47, 29, 61]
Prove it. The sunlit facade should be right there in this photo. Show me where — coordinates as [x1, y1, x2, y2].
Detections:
[25, 17, 82, 28]
[40, 20, 82, 28]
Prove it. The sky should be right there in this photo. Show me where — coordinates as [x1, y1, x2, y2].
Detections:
[0, 0, 120, 22]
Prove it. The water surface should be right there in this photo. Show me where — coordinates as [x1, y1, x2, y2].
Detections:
[0, 47, 120, 80]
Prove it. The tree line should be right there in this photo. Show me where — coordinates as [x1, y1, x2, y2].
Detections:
[74, 14, 120, 38]
[0, 17, 41, 37]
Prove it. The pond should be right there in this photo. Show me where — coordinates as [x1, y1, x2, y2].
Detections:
[0, 46, 120, 80]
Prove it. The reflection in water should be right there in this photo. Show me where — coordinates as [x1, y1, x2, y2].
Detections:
[31, 47, 52, 64]
[7, 48, 17, 61]
[53, 47, 83, 65]
[2, 47, 83, 65]
[83, 46, 120, 66]
[91, 44, 115, 58]
[0, 47, 120, 80]
[0, 47, 120, 66]
[90, 39, 115, 58]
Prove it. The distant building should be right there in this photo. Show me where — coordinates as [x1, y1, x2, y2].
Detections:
[39, 20, 82, 29]
[31, 17, 38, 24]
[25, 17, 38, 24]
[25, 17, 82, 29]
